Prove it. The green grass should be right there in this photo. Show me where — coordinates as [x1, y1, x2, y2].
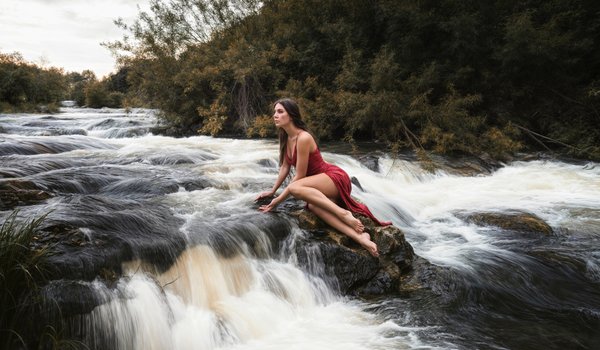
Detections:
[0, 210, 54, 349]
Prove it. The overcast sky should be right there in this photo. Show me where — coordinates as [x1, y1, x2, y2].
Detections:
[0, 0, 150, 78]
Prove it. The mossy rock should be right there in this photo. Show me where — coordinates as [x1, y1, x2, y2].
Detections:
[460, 210, 553, 235]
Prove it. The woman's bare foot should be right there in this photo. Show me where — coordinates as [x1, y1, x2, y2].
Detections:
[341, 210, 364, 233]
[358, 232, 378, 257]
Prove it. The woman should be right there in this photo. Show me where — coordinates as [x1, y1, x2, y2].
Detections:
[256, 98, 390, 257]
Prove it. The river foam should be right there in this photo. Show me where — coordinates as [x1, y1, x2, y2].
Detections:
[2, 107, 599, 350]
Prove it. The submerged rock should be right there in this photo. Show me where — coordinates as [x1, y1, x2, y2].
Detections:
[430, 153, 505, 176]
[0, 189, 52, 210]
[0, 179, 52, 210]
[353, 150, 504, 177]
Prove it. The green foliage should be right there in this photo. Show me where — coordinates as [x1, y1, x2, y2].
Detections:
[111, 0, 600, 160]
[198, 93, 228, 136]
[482, 125, 523, 160]
[0, 52, 128, 111]
[65, 69, 128, 108]
[84, 80, 109, 108]
[246, 114, 276, 138]
[0, 52, 68, 112]
[335, 48, 368, 92]
[413, 87, 485, 154]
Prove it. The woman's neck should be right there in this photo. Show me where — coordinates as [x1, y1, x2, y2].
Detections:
[285, 126, 302, 140]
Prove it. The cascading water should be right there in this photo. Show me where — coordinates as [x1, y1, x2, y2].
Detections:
[1, 107, 599, 350]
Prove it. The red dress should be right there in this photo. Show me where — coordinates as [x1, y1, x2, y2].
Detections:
[285, 140, 391, 227]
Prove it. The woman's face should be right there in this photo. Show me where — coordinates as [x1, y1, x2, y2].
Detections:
[273, 103, 291, 128]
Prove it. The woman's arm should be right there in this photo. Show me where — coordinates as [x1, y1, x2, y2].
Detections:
[258, 161, 292, 212]
[290, 132, 313, 182]
[258, 133, 314, 212]
[271, 160, 291, 193]
[255, 159, 290, 201]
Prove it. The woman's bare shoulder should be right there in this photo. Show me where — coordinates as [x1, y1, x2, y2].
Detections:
[298, 130, 314, 142]
[298, 131, 316, 151]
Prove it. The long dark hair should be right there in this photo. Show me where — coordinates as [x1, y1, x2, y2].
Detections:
[274, 98, 311, 165]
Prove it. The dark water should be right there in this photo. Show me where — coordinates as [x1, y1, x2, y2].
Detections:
[1, 107, 599, 349]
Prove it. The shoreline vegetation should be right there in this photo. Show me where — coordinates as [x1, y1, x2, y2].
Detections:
[0, 211, 60, 350]
[2, 0, 599, 162]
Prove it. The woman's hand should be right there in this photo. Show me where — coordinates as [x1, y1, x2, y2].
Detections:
[255, 190, 275, 202]
[258, 195, 282, 212]
[258, 199, 276, 212]
[258, 191, 287, 213]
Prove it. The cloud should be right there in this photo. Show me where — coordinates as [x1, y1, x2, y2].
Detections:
[0, 0, 149, 77]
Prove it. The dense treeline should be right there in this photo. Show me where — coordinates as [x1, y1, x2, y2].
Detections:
[3, 0, 599, 160]
[0, 52, 67, 112]
[0, 52, 130, 111]
[67, 68, 130, 108]
[108, 0, 600, 160]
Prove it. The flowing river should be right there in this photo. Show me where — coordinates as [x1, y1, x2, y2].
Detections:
[1, 107, 599, 350]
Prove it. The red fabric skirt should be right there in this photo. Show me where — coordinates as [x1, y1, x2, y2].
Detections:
[286, 145, 391, 226]
[322, 164, 392, 227]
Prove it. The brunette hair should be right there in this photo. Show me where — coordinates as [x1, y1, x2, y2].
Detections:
[274, 98, 311, 165]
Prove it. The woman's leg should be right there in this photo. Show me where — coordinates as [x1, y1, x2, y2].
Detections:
[307, 203, 378, 257]
[287, 174, 364, 233]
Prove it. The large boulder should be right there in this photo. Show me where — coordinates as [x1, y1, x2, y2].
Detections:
[289, 208, 417, 297]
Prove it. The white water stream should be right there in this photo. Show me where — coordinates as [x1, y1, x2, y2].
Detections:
[1, 107, 599, 349]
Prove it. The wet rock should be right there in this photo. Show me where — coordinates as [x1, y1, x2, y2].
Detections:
[0, 189, 52, 210]
[290, 208, 417, 297]
[149, 154, 195, 165]
[429, 153, 504, 176]
[178, 177, 213, 191]
[350, 176, 364, 192]
[353, 150, 503, 177]
[527, 250, 588, 273]
[0, 179, 42, 190]
[150, 125, 197, 137]
[357, 153, 381, 172]
[258, 158, 278, 168]
[397, 256, 452, 295]
[40, 280, 103, 316]
[34, 223, 127, 281]
[254, 196, 441, 297]
[459, 210, 553, 235]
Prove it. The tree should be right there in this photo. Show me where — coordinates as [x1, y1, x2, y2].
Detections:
[0, 51, 68, 111]
[107, 0, 600, 160]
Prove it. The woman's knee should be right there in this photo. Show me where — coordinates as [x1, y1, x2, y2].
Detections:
[288, 182, 302, 197]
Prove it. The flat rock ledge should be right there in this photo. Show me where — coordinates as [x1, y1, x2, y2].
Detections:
[458, 210, 553, 235]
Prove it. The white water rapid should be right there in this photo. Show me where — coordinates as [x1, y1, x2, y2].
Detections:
[1, 107, 599, 349]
